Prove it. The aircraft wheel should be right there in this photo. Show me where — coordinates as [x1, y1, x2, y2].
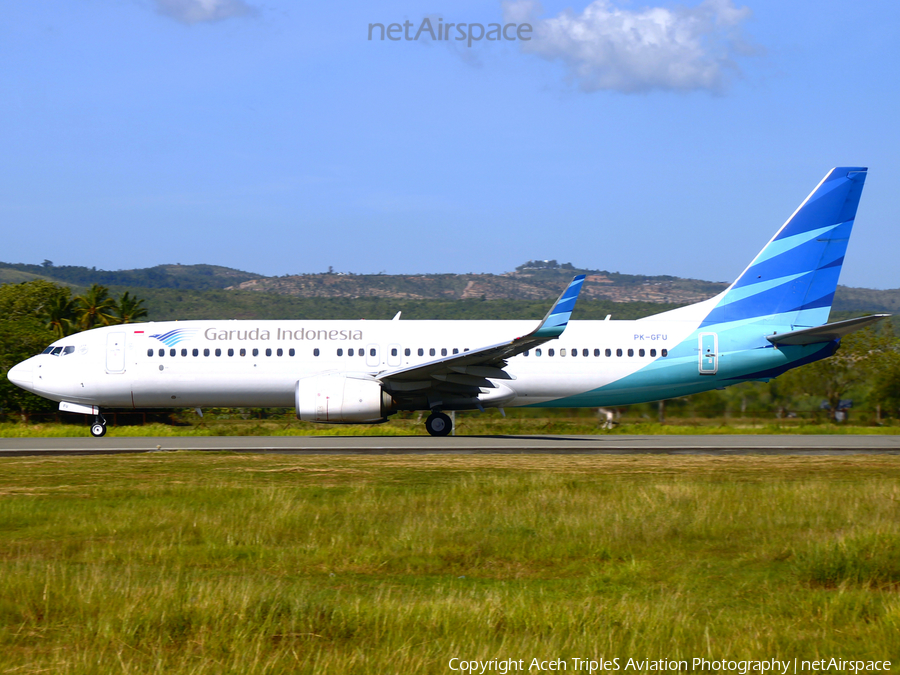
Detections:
[425, 412, 452, 437]
[90, 422, 107, 438]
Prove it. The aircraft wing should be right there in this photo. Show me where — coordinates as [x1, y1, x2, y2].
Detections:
[766, 314, 890, 346]
[378, 275, 585, 398]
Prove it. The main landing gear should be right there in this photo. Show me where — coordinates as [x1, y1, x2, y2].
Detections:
[425, 411, 452, 437]
[90, 414, 107, 438]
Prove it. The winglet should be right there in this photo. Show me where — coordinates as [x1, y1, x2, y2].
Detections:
[531, 275, 586, 338]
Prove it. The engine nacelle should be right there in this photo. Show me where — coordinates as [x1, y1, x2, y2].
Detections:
[295, 373, 391, 423]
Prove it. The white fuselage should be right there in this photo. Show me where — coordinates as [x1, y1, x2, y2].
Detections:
[14, 317, 712, 411]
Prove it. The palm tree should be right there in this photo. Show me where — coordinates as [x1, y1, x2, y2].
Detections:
[74, 284, 117, 330]
[43, 294, 76, 339]
[114, 291, 149, 324]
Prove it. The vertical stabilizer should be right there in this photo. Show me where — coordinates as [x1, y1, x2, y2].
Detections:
[700, 167, 867, 328]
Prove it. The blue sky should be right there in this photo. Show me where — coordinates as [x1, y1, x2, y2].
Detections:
[3, 0, 899, 289]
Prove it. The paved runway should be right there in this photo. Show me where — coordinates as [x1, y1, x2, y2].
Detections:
[2, 435, 900, 456]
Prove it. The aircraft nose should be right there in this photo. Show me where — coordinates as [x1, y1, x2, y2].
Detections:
[7, 359, 34, 391]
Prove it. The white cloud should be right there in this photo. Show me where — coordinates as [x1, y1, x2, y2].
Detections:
[153, 0, 258, 24]
[503, 0, 756, 94]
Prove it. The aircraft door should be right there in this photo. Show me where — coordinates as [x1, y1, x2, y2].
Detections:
[106, 332, 126, 373]
[365, 344, 380, 368]
[699, 333, 718, 375]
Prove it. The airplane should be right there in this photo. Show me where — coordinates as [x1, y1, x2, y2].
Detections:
[6, 167, 888, 438]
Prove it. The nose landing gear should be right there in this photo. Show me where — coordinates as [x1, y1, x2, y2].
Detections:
[90, 414, 107, 438]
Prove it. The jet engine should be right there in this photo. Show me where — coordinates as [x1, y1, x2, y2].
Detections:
[295, 373, 392, 423]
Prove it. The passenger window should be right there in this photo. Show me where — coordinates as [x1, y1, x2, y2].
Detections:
[616, 349, 622, 357]
[536, 348, 542, 357]
[215, 349, 222, 357]
[147, 348, 153, 357]
[240, 348, 246, 357]
[429, 348, 435, 356]
[548, 349, 555, 357]
[560, 348, 567, 356]
[661, 349, 668, 357]
[583, 349, 589, 357]
[170, 349, 176, 357]
[228, 348, 234, 357]
[453, 348, 459, 354]
[314, 348, 320, 356]
[369, 348, 375, 357]
[639, 349, 645, 357]
[348, 348, 354, 356]
[266, 348, 272, 356]
[650, 349, 656, 357]
[289, 348, 295, 356]
[204, 348, 210, 357]
[441, 348, 447, 356]
[627, 349, 634, 357]
[181, 348, 187, 357]
[337, 348, 343, 356]
[418, 348, 424, 356]
[277, 348, 283, 357]
[594, 349, 600, 357]
[523, 350, 529, 357]
[405, 348, 410, 356]
[605, 349, 611, 357]
[193, 349, 199, 357]
[391, 348, 397, 356]
[252, 348, 258, 357]
[158, 349, 164, 357]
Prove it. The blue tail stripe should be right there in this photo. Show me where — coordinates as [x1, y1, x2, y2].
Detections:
[719, 272, 807, 306]
[750, 224, 838, 268]
[731, 228, 849, 292]
[703, 168, 866, 327]
[817, 255, 844, 271]
[772, 169, 864, 239]
[785, 292, 835, 315]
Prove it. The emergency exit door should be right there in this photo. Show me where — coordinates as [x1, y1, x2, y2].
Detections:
[699, 333, 718, 375]
[365, 344, 380, 368]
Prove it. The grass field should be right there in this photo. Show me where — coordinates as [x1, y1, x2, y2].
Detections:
[4, 412, 900, 437]
[1, 453, 899, 674]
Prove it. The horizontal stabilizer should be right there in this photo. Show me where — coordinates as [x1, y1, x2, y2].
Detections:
[766, 314, 889, 346]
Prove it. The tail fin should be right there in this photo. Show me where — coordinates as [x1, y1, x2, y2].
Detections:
[701, 167, 867, 328]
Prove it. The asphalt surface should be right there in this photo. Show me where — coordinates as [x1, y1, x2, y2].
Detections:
[2, 435, 900, 456]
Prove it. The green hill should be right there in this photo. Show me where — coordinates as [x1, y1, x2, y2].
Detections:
[0, 262, 262, 291]
[2, 259, 897, 316]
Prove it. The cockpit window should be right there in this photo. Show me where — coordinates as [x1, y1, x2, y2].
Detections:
[42, 346, 54, 354]
[50, 347, 63, 356]
[62, 346, 75, 355]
